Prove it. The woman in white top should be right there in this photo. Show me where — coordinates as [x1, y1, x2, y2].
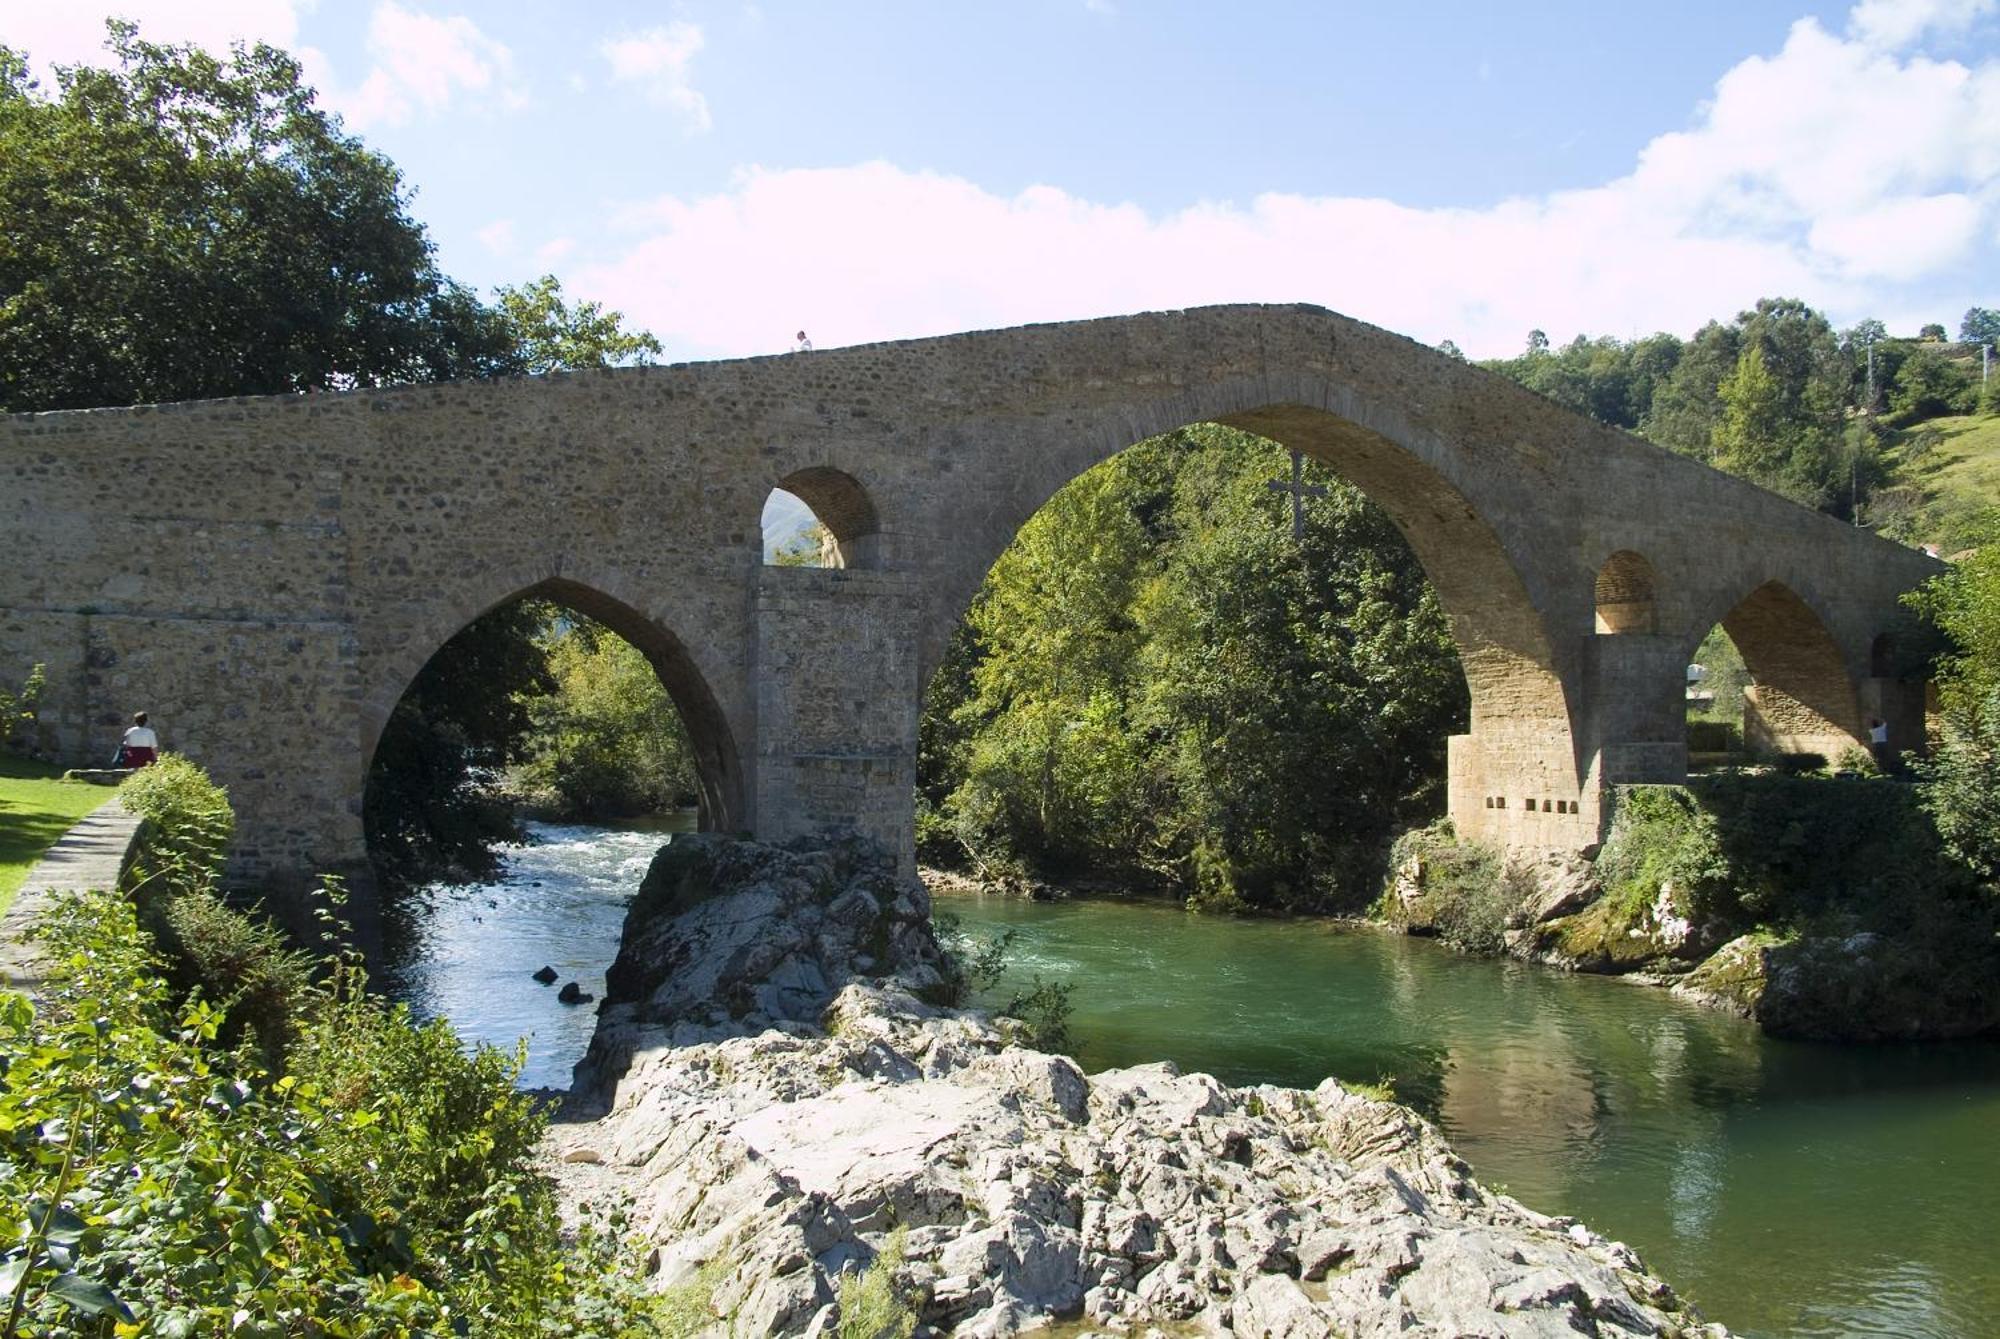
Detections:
[120, 711, 159, 768]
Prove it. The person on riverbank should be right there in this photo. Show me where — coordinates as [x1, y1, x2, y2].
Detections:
[118, 711, 159, 768]
[1868, 717, 1893, 774]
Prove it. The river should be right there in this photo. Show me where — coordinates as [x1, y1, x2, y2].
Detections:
[386, 824, 2000, 1338]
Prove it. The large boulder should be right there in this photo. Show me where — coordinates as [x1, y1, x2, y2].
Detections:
[548, 834, 1726, 1337]
[570, 833, 956, 1104]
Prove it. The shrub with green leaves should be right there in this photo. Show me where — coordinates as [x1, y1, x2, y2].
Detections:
[1380, 821, 1520, 955]
[2, 757, 670, 1337]
[117, 755, 313, 1064]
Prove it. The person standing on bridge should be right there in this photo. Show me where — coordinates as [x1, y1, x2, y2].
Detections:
[118, 711, 159, 768]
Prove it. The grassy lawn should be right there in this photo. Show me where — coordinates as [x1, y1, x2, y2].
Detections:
[1883, 412, 2000, 551]
[0, 755, 115, 916]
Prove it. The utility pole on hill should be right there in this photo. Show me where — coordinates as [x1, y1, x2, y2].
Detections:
[1266, 450, 1328, 541]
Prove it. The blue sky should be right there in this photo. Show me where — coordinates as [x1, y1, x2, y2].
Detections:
[6, 0, 1998, 361]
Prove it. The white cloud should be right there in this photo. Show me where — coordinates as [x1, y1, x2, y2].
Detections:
[1850, 0, 1994, 48]
[308, 2, 518, 131]
[535, 237, 576, 264]
[600, 23, 710, 131]
[577, 2, 2000, 360]
[1, 1, 302, 75]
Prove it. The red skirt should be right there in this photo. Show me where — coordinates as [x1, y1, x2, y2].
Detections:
[122, 746, 157, 768]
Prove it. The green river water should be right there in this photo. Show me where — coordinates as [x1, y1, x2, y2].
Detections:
[388, 827, 2000, 1338]
[942, 887, 2000, 1339]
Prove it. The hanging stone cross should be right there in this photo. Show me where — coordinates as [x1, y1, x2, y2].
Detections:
[1265, 449, 1327, 540]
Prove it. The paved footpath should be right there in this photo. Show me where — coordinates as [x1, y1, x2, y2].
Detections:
[1, 795, 142, 1001]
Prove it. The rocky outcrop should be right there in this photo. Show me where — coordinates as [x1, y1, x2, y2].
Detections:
[570, 833, 956, 1109]
[549, 834, 1724, 1337]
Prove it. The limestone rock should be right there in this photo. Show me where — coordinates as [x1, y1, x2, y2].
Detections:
[545, 835, 1726, 1338]
[1507, 852, 1601, 927]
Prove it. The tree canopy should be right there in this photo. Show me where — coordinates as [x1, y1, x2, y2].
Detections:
[0, 24, 660, 415]
[0, 27, 514, 411]
[922, 426, 1467, 912]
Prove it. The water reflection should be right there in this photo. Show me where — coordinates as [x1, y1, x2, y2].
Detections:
[941, 886, 2000, 1339]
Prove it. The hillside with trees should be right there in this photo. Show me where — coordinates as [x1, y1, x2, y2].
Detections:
[1470, 299, 1998, 545]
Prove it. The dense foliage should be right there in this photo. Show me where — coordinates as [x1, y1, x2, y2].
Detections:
[1, 764, 667, 1336]
[1477, 297, 1994, 522]
[921, 425, 1467, 912]
[1909, 549, 2000, 884]
[0, 27, 506, 411]
[515, 620, 700, 820]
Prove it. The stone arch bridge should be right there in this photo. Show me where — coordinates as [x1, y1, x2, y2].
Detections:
[1, 304, 1937, 900]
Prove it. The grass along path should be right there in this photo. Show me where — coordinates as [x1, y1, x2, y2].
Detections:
[0, 755, 115, 915]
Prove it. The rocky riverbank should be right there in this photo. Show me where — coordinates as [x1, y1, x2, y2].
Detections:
[1381, 780, 2000, 1042]
[547, 833, 1724, 1336]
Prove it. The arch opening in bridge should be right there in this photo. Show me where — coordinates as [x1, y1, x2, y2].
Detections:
[1594, 550, 1659, 634]
[762, 466, 881, 569]
[361, 577, 742, 888]
[913, 416, 1584, 908]
[1686, 580, 1865, 767]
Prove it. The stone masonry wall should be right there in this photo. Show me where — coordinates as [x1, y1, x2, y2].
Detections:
[0, 304, 1944, 894]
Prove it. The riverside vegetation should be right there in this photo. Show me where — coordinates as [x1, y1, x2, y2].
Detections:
[1382, 538, 2000, 1040]
[0, 758, 677, 1336]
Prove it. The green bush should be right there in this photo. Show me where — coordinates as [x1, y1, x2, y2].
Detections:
[1001, 977, 1076, 1053]
[3, 757, 670, 1335]
[120, 754, 235, 883]
[1381, 822, 1520, 955]
[1596, 787, 1733, 924]
[1608, 777, 1982, 934]
[117, 756, 315, 1064]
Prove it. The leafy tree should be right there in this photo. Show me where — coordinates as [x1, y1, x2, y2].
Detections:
[1961, 307, 2000, 348]
[1482, 332, 1679, 431]
[1888, 345, 1976, 422]
[1129, 434, 1464, 909]
[1436, 339, 1465, 361]
[493, 274, 662, 375]
[1909, 550, 2000, 884]
[1712, 344, 1788, 481]
[771, 523, 834, 567]
[929, 426, 1466, 911]
[1525, 329, 1550, 355]
[1642, 320, 1738, 459]
[943, 456, 1152, 878]
[0, 25, 519, 412]
[515, 618, 698, 818]
[1920, 323, 1948, 341]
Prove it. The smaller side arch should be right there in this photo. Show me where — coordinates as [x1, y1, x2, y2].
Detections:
[1713, 580, 1866, 761]
[1594, 550, 1658, 635]
[774, 466, 882, 569]
[360, 576, 746, 833]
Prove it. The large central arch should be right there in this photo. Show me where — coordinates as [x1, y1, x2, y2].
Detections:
[910, 393, 1588, 850]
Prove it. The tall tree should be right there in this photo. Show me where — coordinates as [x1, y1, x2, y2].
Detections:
[0, 26, 520, 412]
[493, 275, 663, 375]
[1961, 308, 2000, 348]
